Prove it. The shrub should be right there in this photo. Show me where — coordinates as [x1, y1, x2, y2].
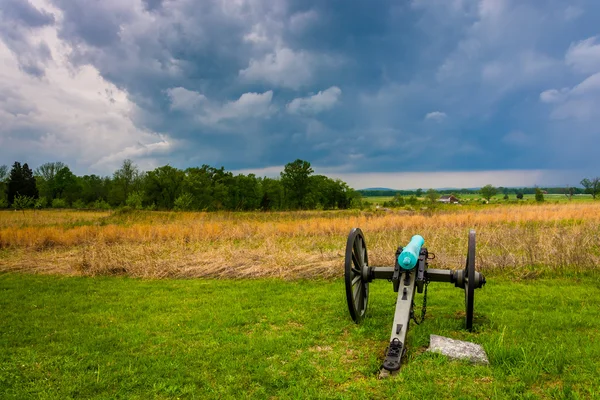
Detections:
[126, 191, 144, 210]
[72, 200, 87, 209]
[52, 198, 68, 209]
[35, 197, 47, 209]
[13, 194, 34, 211]
[535, 188, 545, 202]
[92, 199, 111, 210]
[174, 193, 194, 211]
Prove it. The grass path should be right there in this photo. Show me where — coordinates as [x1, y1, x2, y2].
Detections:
[1, 274, 599, 399]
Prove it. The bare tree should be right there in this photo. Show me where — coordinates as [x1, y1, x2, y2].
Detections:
[580, 177, 600, 199]
[35, 162, 67, 181]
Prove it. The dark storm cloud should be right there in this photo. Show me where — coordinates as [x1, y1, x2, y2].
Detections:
[0, 0, 55, 27]
[0, 0, 55, 77]
[2, 0, 600, 179]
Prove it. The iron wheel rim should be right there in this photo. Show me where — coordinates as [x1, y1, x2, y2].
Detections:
[465, 229, 476, 331]
[345, 228, 369, 323]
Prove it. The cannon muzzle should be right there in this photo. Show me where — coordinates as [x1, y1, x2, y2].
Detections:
[398, 235, 424, 270]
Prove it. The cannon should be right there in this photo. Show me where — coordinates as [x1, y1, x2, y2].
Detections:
[344, 228, 486, 372]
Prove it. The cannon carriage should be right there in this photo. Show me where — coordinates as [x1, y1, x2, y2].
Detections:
[344, 228, 486, 372]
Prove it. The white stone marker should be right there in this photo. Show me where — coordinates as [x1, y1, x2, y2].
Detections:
[427, 334, 489, 365]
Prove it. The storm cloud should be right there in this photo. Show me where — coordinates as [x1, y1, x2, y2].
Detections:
[1, 0, 599, 187]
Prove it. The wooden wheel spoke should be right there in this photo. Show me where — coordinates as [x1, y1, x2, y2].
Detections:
[352, 252, 360, 269]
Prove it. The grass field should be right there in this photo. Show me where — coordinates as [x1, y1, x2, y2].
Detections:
[1, 204, 599, 398]
[1, 273, 599, 399]
[1, 203, 599, 278]
[362, 194, 594, 205]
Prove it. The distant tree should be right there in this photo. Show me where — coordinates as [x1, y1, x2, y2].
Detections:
[80, 174, 108, 204]
[111, 159, 140, 205]
[144, 165, 184, 209]
[7, 162, 38, 205]
[535, 187, 544, 202]
[415, 188, 423, 197]
[407, 195, 419, 206]
[480, 184, 497, 202]
[516, 192, 524, 200]
[426, 188, 440, 203]
[259, 177, 284, 211]
[580, 177, 600, 199]
[280, 159, 314, 209]
[0, 164, 8, 206]
[229, 174, 261, 211]
[54, 166, 80, 205]
[0, 164, 7, 181]
[563, 186, 575, 201]
[503, 194, 509, 200]
[35, 161, 66, 200]
[391, 193, 405, 207]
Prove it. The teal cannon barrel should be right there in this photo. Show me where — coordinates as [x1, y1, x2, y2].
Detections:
[398, 235, 425, 270]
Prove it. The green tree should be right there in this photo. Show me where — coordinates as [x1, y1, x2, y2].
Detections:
[110, 159, 141, 205]
[516, 191, 524, 200]
[563, 186, 575, 201]
[280, 159, 314, 209]
[144, 165, 184, 209]
[229, 174, 261, 211]
[35, 162, 66, 200]
[415, 188, 423, 197]
[54, 166, 80, 205]
[580, 177, 600, 199]
[12, 194, 35, 214]
[259, 177, 284, 211]
[7, 162, 38, 205]
[182, 166, 213, 210]
[80, 175, 109, 204]
[391, 194, 405, 207]
[535, 187, 545, 202]
[0, 164, 8, 206]
[426, 188, 440, 203]
[480, 184, 498, 202]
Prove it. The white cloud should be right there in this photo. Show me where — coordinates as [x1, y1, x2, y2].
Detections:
[239, 47, 331, 89]
[424, 111, 447, 121]
[199, 90, 276, 125]
[539, 88, 568, 103]
[289, 9, 319, 34]
[0, 7, 175, 174]
[166, 87, 206, 111]
[286, 86, 342, 114]
[541, 73, 600, 121]
[565, 36, 600, 74]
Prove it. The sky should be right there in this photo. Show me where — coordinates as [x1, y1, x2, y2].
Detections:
[1, 0, 599, 189]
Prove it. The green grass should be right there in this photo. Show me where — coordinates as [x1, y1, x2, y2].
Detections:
[1, 274, 599, 399]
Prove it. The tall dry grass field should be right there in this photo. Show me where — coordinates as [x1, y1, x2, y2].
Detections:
[1, 203, 599, 278]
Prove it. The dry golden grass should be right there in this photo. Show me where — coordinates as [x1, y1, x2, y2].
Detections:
[1, 203, 599, 278]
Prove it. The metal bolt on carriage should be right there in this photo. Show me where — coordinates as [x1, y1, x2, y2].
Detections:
[344, 228, 486, 372]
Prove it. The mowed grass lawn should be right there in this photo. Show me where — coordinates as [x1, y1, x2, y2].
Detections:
[1, 273, 599, 399]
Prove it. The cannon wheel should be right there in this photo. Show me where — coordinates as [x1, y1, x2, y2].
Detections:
[465, 229, 476, 331]
[345, 228, 369, 323]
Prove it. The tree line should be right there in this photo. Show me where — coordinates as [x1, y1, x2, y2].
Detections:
[360, 178, 600, 200]
[0, 159, 362, 211]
